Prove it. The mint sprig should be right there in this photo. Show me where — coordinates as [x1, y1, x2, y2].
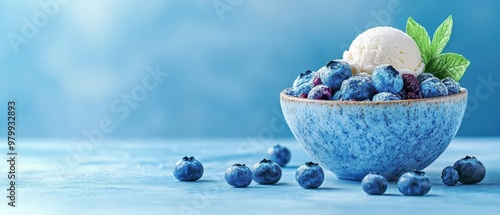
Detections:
[426, 53, 470, 81]
[406, 15, 470, 81]
[430, 16, 453, 58]
[406, 17, 431, 64]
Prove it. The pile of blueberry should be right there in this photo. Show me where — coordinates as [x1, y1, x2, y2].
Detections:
[173, 145, 325, 189]
[285, 60, 461, 101]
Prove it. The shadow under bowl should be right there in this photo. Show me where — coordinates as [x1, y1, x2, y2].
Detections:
[280, 88, 468, 181]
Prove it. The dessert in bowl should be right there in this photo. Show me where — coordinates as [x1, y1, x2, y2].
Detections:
[281, 16, 470, 181]
[280, 88, 467, 181]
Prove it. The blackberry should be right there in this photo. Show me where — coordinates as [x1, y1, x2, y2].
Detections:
[402, 74, 421, 93]
[406, 91, 423, 99]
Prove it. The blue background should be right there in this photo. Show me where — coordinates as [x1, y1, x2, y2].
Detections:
[0, 0, 499, 139]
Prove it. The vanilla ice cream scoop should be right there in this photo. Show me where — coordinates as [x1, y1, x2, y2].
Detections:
[342, 26, 425, 77]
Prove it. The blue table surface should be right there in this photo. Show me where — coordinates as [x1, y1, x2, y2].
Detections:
[1, 138, 500, 215]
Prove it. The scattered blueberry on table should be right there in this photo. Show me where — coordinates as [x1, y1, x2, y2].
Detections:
[173, 156, 204, 181]
[252, 158, 282, 185]
[453, 156, 486, 184]
[295, 162, 324, 189]
[397, 170, 431, 196]
[267, 145, 291, 167]
[441, 166, 459, 186]
[361, 172, 388, 195]
[172, 154, 488, 194]
[225, 163, 253, 188]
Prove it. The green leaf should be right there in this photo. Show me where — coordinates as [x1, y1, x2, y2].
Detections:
[430, 15, 453, 57]
[426, 53, 470, 81]
[406, 17, 431, 64]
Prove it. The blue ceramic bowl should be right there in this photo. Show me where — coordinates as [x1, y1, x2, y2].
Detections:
[280, 88, 468, 181]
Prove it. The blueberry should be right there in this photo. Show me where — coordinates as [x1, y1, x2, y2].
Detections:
[371, 65, 403, 94]
[284, 88, 298, 96]
[361, 172, 388, 195]
[453, 156, 486, 184]
[225, 163, 253, 188]
[397, 170, 431, 196]
[292, 70, 315, 95]
[293, 70, 314, 88]
[267, 145, 291, 167]
[397, 89, 406, 100]
[441, 77, 461, 95]
[295, 162, 324, 189]
[441, 166, 459, 186]
[331, 91, 341, 100]
[421, 78, 448, 98]
[252, 158, 282, 185]
[295, 84, 312, 96]
[173, 156, 204, 181]
[319, 60, 352, 91]
[337, 76, 376, 101]
[307, 85, 332, 100]
[417, 73, 436, 84]
[372, 92, 400, 101]
[401, 74, 421, 93]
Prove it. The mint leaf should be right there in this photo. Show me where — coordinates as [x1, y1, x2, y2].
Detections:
[426, 53, 470, 81]
[406, 17, 431, 64]
[430, 15, 453, 57]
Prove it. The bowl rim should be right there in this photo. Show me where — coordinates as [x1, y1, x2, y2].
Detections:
[280, 87, 468, 105]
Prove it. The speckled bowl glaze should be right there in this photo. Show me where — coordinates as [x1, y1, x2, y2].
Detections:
[280, 88, 468, 181]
